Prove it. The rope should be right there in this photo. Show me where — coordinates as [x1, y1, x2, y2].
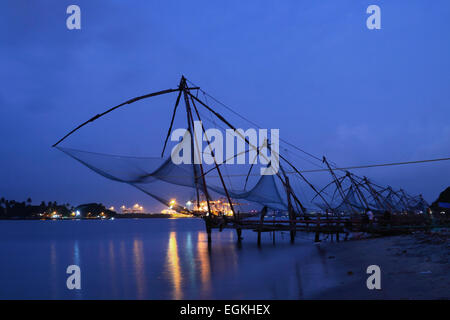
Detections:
[60, 145, 450, 178]
[305, 157, 450, 173]
[184, 89, 450, 177]
[194, 156, 450, 177]
[185, 78, 325, 164]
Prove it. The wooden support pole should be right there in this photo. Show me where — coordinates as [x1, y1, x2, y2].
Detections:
[323, 157, 358, 215]
[236, 227, 242, 243]
[336, 215, 340, 242]
[280, 168, 296, 244]
[314, 216, 320, 242]
[258, 206, 267, 247]
[347, 172, 369, 210]
[314, 230, 320, 243]
[189, 96, 237, 221]
[290, 230, 295, 244]
[204, 217, 212, 248]
[53, 88, 181, 147]
[234, 211, 243, 243]
[188, 91, 309, 218]
[327, 213, 331, 242]
[207, 226, 212, 244]
[161, 81, 183, 157]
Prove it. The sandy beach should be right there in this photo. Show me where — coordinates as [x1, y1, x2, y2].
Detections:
[310, 231, 449, 299]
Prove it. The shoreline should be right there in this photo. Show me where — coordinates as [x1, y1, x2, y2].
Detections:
[0, 214, 196, 220]
[308, 232, 449, 299]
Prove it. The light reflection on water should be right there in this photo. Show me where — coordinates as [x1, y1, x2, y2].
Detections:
[165, 231, 214, 299]
[166, 231, 183, 299]
[197, 232, 211, 298]
[133, 238, 146, 299]
[108, 240, 119, 297]
[72, 240, 83, 299]
[49, 242, 58, 299]
[0, 219, 336, 299]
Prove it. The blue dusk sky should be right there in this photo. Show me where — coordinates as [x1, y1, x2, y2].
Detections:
[0, 0, 449, 210]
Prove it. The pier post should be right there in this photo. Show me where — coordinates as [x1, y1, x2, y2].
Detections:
[272, 215, 276, 245]
[336, 216, 340, 242]
[314, 216, 321, 243]
[258, 206, 267, 247]
[236, 227, 242, 243]
[207, 226, 212, 244]
[314, 231, 320, 242]
[204, 216, 212, 246]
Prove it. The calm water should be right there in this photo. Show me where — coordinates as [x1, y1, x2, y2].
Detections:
[0, 218, 340, 299]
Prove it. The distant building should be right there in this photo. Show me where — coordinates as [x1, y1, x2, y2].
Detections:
[192, 197, 244, 216]
[120, 204, 145, 214]
[161, 208, 177, 214]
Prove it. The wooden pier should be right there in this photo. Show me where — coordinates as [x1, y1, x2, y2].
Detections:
[203, 213, 450, 246]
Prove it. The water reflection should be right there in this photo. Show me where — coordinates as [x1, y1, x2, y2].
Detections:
[165, 231, 215, 299]
[119, 240, 129, 297]
[108, 240, 119, 297]
[72, 241, 83, 299]
[166, 231, 183, 299]
[0, 220, 342, 299]
[185, 233, 197, 290]
[50, 242, 58, 299]
[197, 232, 211, 297]
[132, 238, 147, 299]
[73, 241, 81, 266]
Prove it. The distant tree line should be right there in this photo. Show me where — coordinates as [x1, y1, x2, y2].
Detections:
[0, 198, 72, 219]
[431, 187, 450, 210]
[0, 198, 117, 219]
